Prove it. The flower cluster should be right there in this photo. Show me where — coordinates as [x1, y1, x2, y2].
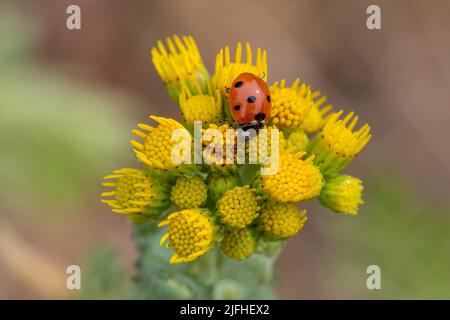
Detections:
[101, 35, 372, 264]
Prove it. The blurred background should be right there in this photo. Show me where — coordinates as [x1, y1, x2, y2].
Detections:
[1, 0, 449, 299]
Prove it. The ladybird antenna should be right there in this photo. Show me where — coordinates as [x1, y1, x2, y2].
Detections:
[260, 72, 265, 79]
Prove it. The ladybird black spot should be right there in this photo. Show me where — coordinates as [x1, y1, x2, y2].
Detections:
[247, 96, 256, 103]
[234, 105, 241, 111]
[267, 95, 271, 102]
[234, 81, 244, 88]
[254, 112, 266, 122]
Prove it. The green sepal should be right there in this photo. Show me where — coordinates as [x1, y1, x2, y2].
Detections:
[166, 66, 211, 103]
[307, 134, 354, 176]
[175, 163, 209, 179]
[283, 127, 310, 152]
[207, 172, 241, 205]
[256, 235, 285, 256]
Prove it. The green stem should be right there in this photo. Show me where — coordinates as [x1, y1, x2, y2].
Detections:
[132, 223, 278, 299]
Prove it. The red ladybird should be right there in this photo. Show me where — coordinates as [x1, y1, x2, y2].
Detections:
[228, 73, 271, 128]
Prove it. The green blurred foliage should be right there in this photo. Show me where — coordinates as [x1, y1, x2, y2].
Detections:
[0, 7, 138, 215]
[0, 5, 37, 64]
[326, 173, 450, 299]
[80, 246, 134, 299]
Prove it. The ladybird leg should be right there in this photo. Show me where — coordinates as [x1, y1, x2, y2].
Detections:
[242, 123, 258, 132]
[243, 130, 250, 142]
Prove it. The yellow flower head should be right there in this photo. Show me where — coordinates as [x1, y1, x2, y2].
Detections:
[251, 125, 286, 163]
[319, 174, 363, 215]
[214, 42, 267, 99]
[159, 209, 215, 264]
[202, 122, 237, 170]
[179, 81, 222, 127]
[309, 110, 372, 176]
[301, 94, 333, 134]
[218, 185, 260, 228]
[262, 147, 323, 202]
[259, 203, 307, 239]
[170, 176, 207, 209]
[220, 228, 257, 260]
[269, 79, 315, 128]
[101, 168, 169, 216]
[131, 116, 190, 170]
[267, 125, 287, 150]
[151, 35, 209, 101]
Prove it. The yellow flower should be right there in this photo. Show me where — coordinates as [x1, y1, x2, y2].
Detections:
[202, 122, 237, 171]
[220, 228, 257, 260]
[319, 174, 363, 215]
[262, 147, 323, 202]
[159, 209, 215, 264]
[179, 81, 222, 127]
[218, 185, 260, 228]
[214, 42, 267, 99]
[131, 116, 190, 170]
[309, 110, 372, 176]
[170, 176, 207, 209]
[253, 125, 286, 163]
[269, 79, 315, 128]
[259, 203, 307, 239]
[301, 94, 333, 134]
[101, 168, 169, 216]
[267, 125, 286, 150]
[151, 35, 209, 101]
[201, 124, 284, 169]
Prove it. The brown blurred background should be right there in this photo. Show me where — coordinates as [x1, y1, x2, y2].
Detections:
[1, 0, 449, 299]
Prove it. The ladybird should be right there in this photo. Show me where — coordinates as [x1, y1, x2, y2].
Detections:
[229, 73, 271, 128]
